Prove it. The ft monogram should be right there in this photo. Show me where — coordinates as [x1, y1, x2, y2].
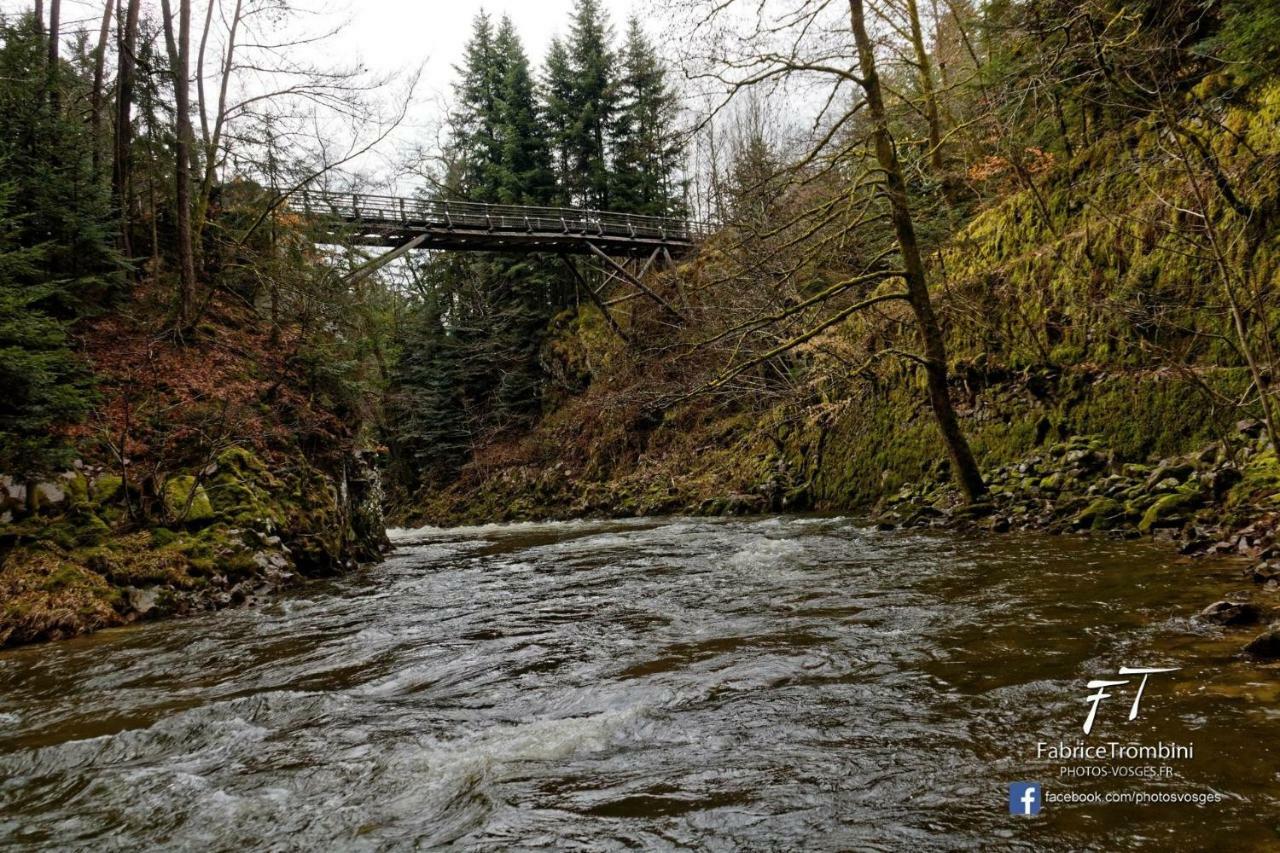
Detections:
[1082, 666, 1179, 735]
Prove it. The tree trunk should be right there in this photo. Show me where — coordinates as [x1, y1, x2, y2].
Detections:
[45, 0, 59, 111]
[848, 0, 986, 502]
[195, 0, 244, 239]
[905, 0, 946, 183]
[113, 0, 142, 260]
[89, 0, 113, 176]
[161, 0, 197, 327]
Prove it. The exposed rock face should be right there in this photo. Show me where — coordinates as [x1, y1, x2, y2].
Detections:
[0, 446, 389, 648]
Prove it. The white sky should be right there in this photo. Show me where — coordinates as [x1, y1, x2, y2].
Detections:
[326, 0, 645, 89]
[4, 0, 662, 188]
[8, 1, 649, 98]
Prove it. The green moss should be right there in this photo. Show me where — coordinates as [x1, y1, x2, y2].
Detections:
[162, 476, 215, 524]
[1076, 497, 1125, 530]
[1138, 487, 1202, 533]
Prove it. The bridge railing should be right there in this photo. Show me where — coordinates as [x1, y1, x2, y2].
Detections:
[289, 191, 709, 243]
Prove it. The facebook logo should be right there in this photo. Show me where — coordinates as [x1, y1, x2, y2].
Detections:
[1009, 782, 1041, 816]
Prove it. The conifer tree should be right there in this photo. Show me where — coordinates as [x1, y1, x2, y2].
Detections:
[542, 37, 575, 204]
[611, 17, 684, 216]
[0, 13, 115, 475]
[545, 0, 615, 209]
[493, 17, 555, 205]
[451, 12, 505, 201]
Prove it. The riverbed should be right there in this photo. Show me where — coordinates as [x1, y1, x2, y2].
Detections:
[1, 517, 1276, 850]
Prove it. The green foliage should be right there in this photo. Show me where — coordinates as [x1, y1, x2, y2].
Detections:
[0, 179, 94, 476]
[0, 15, 123, 477]
[0, 15, 121, 312]
[545, 0, 616, 208]
[1204, 0, 1280, 79]
[452, 14, 555, 205]
[387, 300, 475, 483]
[610, 17, 685, 216]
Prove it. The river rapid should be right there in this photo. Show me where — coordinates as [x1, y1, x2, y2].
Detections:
[1, 516, 1277, 850]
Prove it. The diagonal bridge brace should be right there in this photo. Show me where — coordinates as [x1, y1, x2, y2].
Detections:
[584, 241, 684, 324]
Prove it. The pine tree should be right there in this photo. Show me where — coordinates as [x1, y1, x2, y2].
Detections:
[542, 37, 575, 204]
[611, 17, 685, 217]
[0, 176, 94, 477]
[493, 16, 555, 205]
[0, 13, 120, 314]
[0, 13, 116, 476]
[386, 297, 473, 483]
[545, 0, 616, 209]
[451, 12, 505, 201]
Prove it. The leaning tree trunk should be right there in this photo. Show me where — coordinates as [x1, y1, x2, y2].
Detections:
[849, 0, 986, 502]
[904, 0, 946, 188]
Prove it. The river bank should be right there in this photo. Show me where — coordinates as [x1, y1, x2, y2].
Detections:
[403, 365, 1280, 659]
[0, 445, 387, 648]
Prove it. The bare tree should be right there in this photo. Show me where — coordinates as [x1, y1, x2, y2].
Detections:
[850, 0, 983, 499]
[161, 0, 198, 326]
[193, 0, 243, 238]
[672, 0, 987, 501]
[90, 0, 113, 175]
[113, 0, 142, 260]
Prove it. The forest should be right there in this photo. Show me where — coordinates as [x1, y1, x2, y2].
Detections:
[0, 0, 1278, 652]
[3, 0, 1280, 847]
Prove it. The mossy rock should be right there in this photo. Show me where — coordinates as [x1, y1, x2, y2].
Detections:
[1230, 448, 1280, 505]
[1075, 497, 1125, 530]
[1039, 472, 1065, 491]
[206, 447, 286, 530]
[1137, 488, 1202, 533]
[64, 473, 90, 506]
[92, 474, 122, 503]
[162, 476, 215, 524]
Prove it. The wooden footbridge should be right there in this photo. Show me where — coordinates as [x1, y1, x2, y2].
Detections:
[293, 190, 707, 328]
[292, 191, 706, 258]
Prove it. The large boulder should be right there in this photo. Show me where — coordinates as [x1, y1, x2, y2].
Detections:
[162, 476, 215, 525]
[1243, 626, 1280, 659]
[1199, 600, 1262, 626]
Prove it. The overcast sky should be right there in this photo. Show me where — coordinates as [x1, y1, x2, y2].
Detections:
[6, 0, 649, 98]
[3, 0, 664, 187]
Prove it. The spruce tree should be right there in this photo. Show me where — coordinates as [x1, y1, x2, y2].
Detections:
[389, 13, 564, 486]
[0, 13, 116, 477]
[493, 17, 555, 205]
[452, 12, 505, 201]
[0, 177, 94, 476]
[545, 0, 616, 209]
[542, 37, 575, 205]
[611, 17, 685, 217]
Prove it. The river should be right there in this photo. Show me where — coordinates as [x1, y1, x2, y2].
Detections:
[1, 516, 1277, 850]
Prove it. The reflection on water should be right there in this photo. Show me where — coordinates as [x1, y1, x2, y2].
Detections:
[1, 517, 1277, 850]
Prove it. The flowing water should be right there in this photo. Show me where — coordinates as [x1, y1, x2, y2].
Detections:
[1, 516, 1278, 850]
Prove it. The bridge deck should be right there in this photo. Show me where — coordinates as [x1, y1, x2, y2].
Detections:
[291, 192, 707, 257]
